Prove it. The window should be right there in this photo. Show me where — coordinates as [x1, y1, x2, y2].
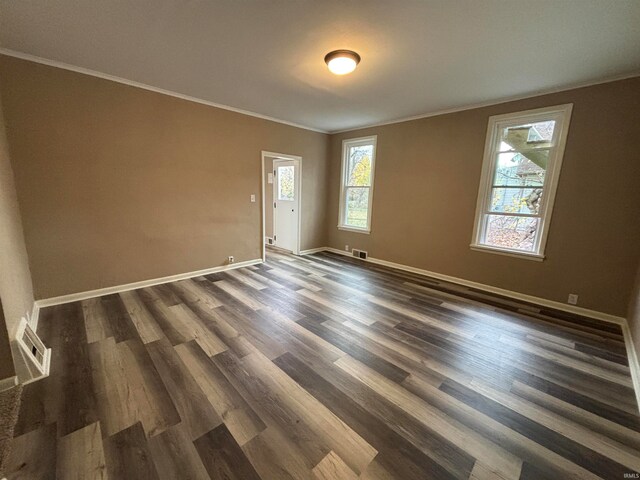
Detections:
[339, 136, 377, 233]
[278, 165, 294, 201]
[471, 104, 572, 260]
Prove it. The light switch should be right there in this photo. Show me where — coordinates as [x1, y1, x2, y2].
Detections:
[250, 194, 256, 203]
[267, 173, 274, 184]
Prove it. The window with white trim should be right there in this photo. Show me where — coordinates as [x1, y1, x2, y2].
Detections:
[471, 104, 572, 260]
[339, 136, 377, 233]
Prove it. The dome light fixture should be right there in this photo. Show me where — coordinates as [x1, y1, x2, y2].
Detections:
[324, 50, 361, 75]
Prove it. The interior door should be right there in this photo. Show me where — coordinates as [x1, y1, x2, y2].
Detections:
[273, 160, 299, 253]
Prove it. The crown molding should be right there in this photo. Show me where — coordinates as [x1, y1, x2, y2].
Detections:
[33, 258, 262, 310]
[2, 48, 639, 140]
[0, 48, 329, 134]
[329, 71, 640, 134]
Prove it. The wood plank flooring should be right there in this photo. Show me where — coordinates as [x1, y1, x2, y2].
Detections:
[5, 249, 640, 479]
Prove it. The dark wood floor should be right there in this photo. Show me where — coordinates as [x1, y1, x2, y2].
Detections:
[5, 249, 640, 479]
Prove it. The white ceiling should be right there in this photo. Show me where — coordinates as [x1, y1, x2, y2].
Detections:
[1, 1, 639, 133]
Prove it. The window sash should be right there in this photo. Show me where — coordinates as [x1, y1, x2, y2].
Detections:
[343, 186, 371, 228]
[346, 179, 371, 187]
[486, 186, 544, 217]
[339, 136, 377, 232]
[490, 185, 542, 189]
[276, 165, 295, 201]
[498, 146, 553, 154]
[346, 147, 372, 187]
[483, 210, 539, 218]
[471, 104, 572, 259]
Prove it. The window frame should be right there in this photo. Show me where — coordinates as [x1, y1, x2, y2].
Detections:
[276, 164, 295, 202]
[338, 135, 377, 234]
[471, 104, 573, 261]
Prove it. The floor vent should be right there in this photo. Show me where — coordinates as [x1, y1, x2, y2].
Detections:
[352, 249, 368, 260]
[14, 318, 51, 384]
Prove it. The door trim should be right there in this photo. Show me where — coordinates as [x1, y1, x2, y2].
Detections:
[261, 151, 302, 261]
[273, 158, 300, 255]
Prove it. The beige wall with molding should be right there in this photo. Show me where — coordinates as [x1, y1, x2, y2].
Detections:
[1, 53, 639, 319]
[0, 55, 329, 300]
[327, 77, 640, 317]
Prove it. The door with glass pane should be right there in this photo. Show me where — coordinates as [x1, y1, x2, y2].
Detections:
[273, 159, 299, 253]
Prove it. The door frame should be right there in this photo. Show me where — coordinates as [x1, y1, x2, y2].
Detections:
[261, 151, 302, 261]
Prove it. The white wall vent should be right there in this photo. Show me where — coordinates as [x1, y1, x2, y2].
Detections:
[352, 249, 368, 260]
[13, 318, 51, 384]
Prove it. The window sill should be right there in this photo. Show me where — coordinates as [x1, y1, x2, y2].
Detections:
[470, 244, 545, 262]
[338, 225, 371, 234]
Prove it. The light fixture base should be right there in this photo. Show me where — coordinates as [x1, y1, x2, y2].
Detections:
[324, 50, 361, 75]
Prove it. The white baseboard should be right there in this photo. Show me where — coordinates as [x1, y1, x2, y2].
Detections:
[33, 258, 263, 311]
[29, 246, 640, 411]
[299, 247, 329, 255]
[310, 246, 640, 411]
[29, 304, 40, 332]
[621, 324, 640, 413]
[317, 247, 626, 325]
[0, 375, 18, 392]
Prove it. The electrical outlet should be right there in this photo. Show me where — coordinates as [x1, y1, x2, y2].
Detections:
[345, 245, 349, 252]
[228, 256, 235, 264]
[567, 293, 578, 305]
[250, 194, 256, 203]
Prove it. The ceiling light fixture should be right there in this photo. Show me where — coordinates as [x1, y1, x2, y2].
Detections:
[324, 50, 361, 75]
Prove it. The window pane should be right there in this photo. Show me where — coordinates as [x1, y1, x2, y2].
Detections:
[345, 187, 369, 228]
[499, 120, 556, 152]
[484, 215, 539, 252]
[347, 145, 373, 186]
[278, 166, 294, 201]
[490, 187, 543, 215]
[494, 151, 547, 187]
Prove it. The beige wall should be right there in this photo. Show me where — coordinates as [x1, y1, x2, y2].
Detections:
[0, 94, 34, 340]
[0, 55, 329, 299]
[328, 77, 640, 317]
[1, 53, 639, 319]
